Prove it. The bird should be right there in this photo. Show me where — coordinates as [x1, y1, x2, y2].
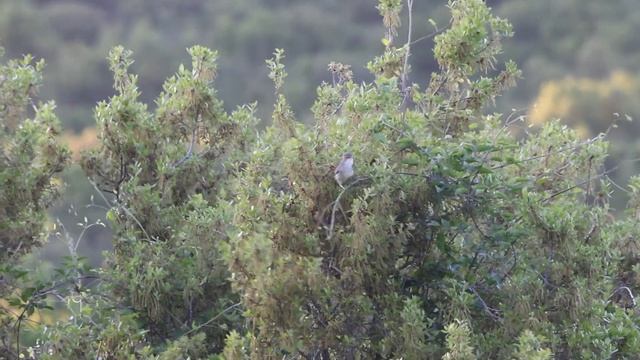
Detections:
[334, 152, 354, 188]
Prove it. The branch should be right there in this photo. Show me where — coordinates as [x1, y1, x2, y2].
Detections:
[469, 211, 490, 239]
[119, 205, 155, 242]
[15, 306, 25, 356]
[408, 16, 450, 47]
[173, 125, 198, 168]
[585, 155, 593, 203]
[609, 286, 636, 309]
[9, 276, 101, 356]
[400, 0, 414, 96]
[326, 177, 368, 240]
[88, 179, 154, 242]
[183, 302, 242, 336]
[468, 286, 502, 322]
[115, 153, 126, 201]
[542, 165, 618, 203]
[16, 275, 102, 304]
[489, 133, 605, 172]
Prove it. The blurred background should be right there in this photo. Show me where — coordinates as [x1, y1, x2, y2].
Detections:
[2, 0, 640, 271]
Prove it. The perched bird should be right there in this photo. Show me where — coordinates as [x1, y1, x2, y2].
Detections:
[334, 152, 354, 188]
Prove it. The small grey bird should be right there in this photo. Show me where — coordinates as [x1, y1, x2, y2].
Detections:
[334, 152, 354, 187]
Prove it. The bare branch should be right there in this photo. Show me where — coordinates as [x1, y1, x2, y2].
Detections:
[401, 0, 414, 96]
[183, 302, 242, 336]
[468, 286, 503, 322]
[173, 125, 198, 168]
[88, 179, 154, 242]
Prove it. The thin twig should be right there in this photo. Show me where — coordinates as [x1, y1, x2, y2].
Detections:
[468, 286, 503, 322]
[173, 125, 198, 168]
[542, 165, 618, 203]
[88, 179, 154, 242]
[408, 21, 448, 46]
[11, 274, 98, 355]
[327, 177, 367, 240]
[585, 155, 593, 203]
[88, 178, 113, 208]
[85, 203, 110, 211]
[401, 0, 414, 95]
[605, 174, 627, 192]
[115, 153, 126, 201]
[327, 193, 347, 241]
[0, 305, 41, 326]
[489, 134, 605, 171]
[470, 212, 490, 239]
[183, 302, 242, 336]
[120, 205, 154, 242]
[15, 306, 24, 356]
[74, 222, 105, 253]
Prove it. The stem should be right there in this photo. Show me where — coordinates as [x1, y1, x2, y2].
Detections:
[401, 0, 413, 92]
[183, 302, 242, 336]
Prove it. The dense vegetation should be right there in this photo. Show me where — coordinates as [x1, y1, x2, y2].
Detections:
[2, 0, 640, 358]
[5, 0, 640, 256]
[0, 50, 69, 358]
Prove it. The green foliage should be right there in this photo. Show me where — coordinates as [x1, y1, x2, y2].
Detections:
[0, 55, 69, 233]
[50, 44, 256, 356]
[40, 310, 147, 360]
[4, 1, 640, 359]
[0, 48, 69, 356]
[377, 0, 403, 40]
[442, 320, 475, 360]
[222, 330, 250, 360]
[155, 333, 208, 360]
[512, 330, 552, 360]
[224, 0, 640, 358]
[434, 0, 512, 76]
[398, 297, 430, 359]
[266, 48, 287, 93]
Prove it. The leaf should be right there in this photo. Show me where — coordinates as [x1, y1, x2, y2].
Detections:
[454, 186, 467, 195]
[8, 297, 23, 307]
[397, 138, 417, 151]
[373, 132, 386, 142]
[428, 18, 438, 30]
[435, 233, 451, 254]
[475, 144, 494, 152]
[21, 287, 36, 302]
[402, 156, 420, 166]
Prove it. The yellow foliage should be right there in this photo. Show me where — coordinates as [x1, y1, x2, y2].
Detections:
[62, 127, 98, 159]
[529, 70, 638, 137]
[0, 298, 65, 327]
[529, 81, 574, 126]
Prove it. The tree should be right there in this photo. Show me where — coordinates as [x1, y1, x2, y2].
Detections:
[225, 0, 640, 358]
[5, 0, 640, 359]
[45, 45, 256, 357]
[0, 48, 69, 358]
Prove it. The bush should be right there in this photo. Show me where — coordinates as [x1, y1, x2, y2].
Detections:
[4, 0, 640, 359]
[0, 49, 69, 358]
[225, 0, 640, 358]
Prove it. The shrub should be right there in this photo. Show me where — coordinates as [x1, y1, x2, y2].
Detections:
[0, 49, 69, 358]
